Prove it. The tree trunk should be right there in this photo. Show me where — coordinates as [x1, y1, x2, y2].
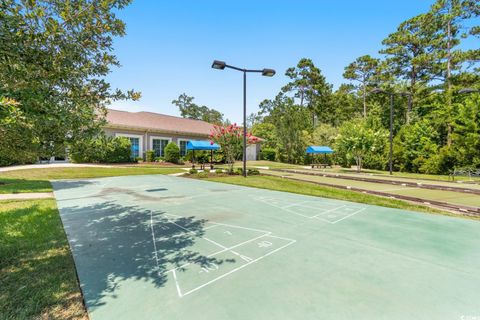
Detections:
[363, 84, 367, 118]
[407, 67, 416, 124]
[356, 156, 362, 172]
[446, 13, 453, 147]
[300, 86, 305, 107]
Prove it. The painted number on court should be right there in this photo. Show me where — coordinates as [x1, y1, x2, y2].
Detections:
[257, 240, 272, 248]
[199, 263, 219, 274]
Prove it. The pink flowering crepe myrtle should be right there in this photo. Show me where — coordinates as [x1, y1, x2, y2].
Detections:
[209, 123, 258, 173]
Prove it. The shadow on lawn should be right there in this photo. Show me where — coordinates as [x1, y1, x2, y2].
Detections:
[59, 201, 231, 309]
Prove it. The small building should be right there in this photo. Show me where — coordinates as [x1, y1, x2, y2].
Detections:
[104, 109, 261, 160]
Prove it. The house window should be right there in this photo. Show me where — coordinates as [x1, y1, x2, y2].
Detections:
[179, 140, 188, 157]
[129, 137, 140, 158]
[115, 133, 143, 159]
[152, 138, 169, 157]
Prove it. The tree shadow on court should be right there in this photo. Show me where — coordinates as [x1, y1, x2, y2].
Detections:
[51, 180, 96, 191]
[59, 201, 235, 309]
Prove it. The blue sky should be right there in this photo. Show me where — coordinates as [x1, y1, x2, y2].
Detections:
[107, 0, 435, 122]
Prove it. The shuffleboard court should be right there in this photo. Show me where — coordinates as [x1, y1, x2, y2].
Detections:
[52, 175, 480, 320]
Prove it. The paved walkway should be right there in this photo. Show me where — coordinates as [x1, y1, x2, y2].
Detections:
[0, 163, 116, 172]
[0, 192, 54, 200]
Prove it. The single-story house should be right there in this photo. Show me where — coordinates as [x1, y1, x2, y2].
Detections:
[104, 108, 261, 160]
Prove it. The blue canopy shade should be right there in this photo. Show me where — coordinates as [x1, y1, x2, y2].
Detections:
[306, 146, 334, 154]
[186, 140, 220, 151]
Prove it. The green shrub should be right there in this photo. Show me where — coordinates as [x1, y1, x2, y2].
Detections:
[260, 148, 276, 161]
[165, 142, 180, 164]
[234, 167, 243, 175]
[107, 137, 132, 163]
[197, 172, 209, 178]
[0, 148, 37, 167]
[135, 156, 144, 162]
[189, 168, 198, 174]
[204, 168, 210, 173]
[155, 156, 165, 162]
[69, 136, 132, 163]
[215, 169, 223, 174]
[145, 150, 155, 162]
[247, 168, 260, 175]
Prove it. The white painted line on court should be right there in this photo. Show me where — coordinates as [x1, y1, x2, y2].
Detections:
[166, 219, 233, 252]
[203, 224, 222, 230]
[149, 211, 161, 273]
[180, 239, 297, 297]
[255, 199, 312, 218]
[313, 215, 335, 224]
[255, 197, 333, 219]
[281, 200, 312, 209]
[203, 237, 230, 250]
[206, 221, 272, 234]
[153, 212, 275, 274]
[263, 234, 297, 242]
[166, 233, 270, 273]
[230, 250, 253, 262]
[310, 205, 347, 218]
[330, 207, 367, 224]
[172, 269, 183, 297]
[167, 220, 200, 235]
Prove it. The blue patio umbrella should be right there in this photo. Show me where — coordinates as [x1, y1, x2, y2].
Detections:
[306, 146, 334, 154]
[186, 140, 220, 169]
[306, 146, 334, 168]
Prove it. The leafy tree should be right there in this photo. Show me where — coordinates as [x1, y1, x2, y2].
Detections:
[451, 94, 480, 168]
[343, 55, 380, 118]
[209, 124, 258, 172]
[268, 96, 310, 163]
[393, 119, 441, 173]
[247, 112, 262, 129]
[430, 0, 479, 88]
[307, 123, 338, 147]
[199, 105, 224, 125]
[282, 58, 333, 125]
[251, 122, 277, 150]
[335, 118, 388, 172]
[429, 0, 480, 145]
[0, 98, 37, 166]
[0, 0, 139, 161]
[330, 84, 362, 125]
[172, 93, 223, 124]
[380, 13, 439, 122]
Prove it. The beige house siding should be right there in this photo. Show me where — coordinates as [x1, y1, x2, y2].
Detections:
[103, 127, 208, 158]
[104, 126, 261, 160]
[101, 109, 262, 160]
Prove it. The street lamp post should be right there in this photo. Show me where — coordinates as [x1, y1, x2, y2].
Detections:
[371, 88, 411, 175]
[212, 60, 275, 177]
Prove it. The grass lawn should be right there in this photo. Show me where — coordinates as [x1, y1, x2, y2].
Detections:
[331, 167, 480, 182]
[204, 174, 475, 219]
[216, 160, 302, 170]
[0, 199, 87, 319]
[0, 167, 184, 194]
[221, 160, 480, 183]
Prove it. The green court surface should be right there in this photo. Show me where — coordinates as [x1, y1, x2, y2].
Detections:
[265, 170, 480, 208]
[52, 175, 480, 320]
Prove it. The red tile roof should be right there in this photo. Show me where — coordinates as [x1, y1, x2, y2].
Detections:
[105, 109, 214, 136]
